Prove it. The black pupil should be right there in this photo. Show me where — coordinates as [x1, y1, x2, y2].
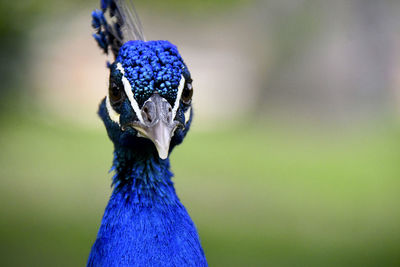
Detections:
[109, 78, 124, 107]
[182, 84, 193, 103]
[111, 82, 119, 97]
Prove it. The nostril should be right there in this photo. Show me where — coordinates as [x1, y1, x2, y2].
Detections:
[142, 104, 154, 123]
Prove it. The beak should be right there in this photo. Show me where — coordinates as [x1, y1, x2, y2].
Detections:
[127, 94, 180, 159]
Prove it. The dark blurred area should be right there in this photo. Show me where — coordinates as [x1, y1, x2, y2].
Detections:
[0, 0, 399, 266]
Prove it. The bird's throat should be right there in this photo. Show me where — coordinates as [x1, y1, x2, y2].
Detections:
[110, 146, 178, 205]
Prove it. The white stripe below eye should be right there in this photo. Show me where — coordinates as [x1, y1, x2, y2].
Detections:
[106, 96, 121, 125]
[184, 106, 191, 124]
[172, 75, 185, 119]
[116, 63, 144, 124]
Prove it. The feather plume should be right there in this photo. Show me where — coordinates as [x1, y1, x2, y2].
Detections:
[92, 0, 145, 57]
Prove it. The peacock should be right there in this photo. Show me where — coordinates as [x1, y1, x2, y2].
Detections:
[87, 0, 207, 266]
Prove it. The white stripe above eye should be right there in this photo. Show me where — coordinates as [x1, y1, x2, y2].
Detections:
[172, 75, 185, 120]
[116, 63, 144, 124]
[106, 95, 120, 125]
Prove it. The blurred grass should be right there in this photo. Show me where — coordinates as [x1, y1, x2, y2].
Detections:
[0, 111, 400, 266]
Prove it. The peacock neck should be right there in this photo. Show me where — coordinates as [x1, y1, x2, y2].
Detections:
[88, 145, 208, 266]
[110, 146, 179, 206]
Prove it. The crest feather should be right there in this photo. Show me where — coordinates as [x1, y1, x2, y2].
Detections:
[92, 0, 145, 57]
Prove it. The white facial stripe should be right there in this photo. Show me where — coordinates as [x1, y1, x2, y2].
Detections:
[172, 75, 185, 120]
[116, 63, 144, 123]
[106, 96, 120, 125]
[184, 106, 191, 124]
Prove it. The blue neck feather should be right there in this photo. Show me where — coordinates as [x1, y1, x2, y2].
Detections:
[111, 147, 177, 205]
[88, 146, 207, 266]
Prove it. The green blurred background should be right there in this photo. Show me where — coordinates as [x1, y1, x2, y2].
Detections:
[1, 0, 400, 266]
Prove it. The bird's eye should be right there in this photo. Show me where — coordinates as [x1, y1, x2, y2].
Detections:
[181, 83, 193, 105]
[109, 78, 125, 107]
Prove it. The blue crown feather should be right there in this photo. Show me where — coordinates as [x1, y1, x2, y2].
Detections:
[117, 40, 185, 106]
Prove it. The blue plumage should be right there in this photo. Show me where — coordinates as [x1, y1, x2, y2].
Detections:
[87, 148, 206, 266]
[87, 1, 206, 266]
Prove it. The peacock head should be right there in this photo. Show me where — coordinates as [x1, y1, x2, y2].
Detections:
[99, 40, 193, 159]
